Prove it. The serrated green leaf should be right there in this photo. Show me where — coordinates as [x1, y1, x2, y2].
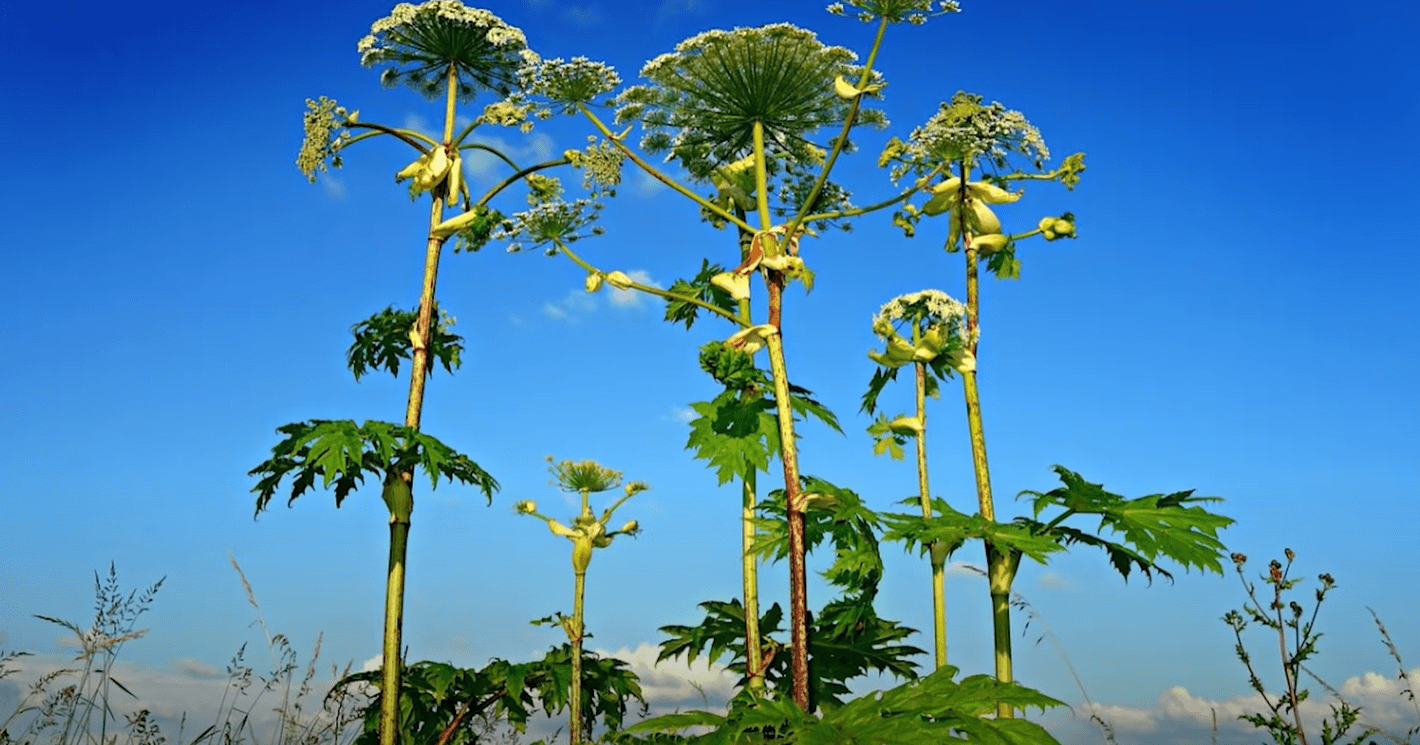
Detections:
[249, 420, 499, 515]
[665, 259, 737, 330]
[347, 304, 463, 382]
[1018, 465, 1235, 579]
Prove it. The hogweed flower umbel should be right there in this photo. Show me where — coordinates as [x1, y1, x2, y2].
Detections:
[870, 289, 974, 373]
[357, 1, 539, 101]
[297, 97, 354, 182]
[613, 24, 884, 181]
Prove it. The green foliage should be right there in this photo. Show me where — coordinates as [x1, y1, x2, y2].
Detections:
[342, 649, 645, 745]
[1017, 465, 1235, 581]
[686, 391, 779, 485]
[249, 420, 498, 515]
[347, 305, 464, 381]
[882, 497, 1067, 568]
[615, 665, 1064, 744]
[983, 241, 1020, 280]
[450, 207, 506, 253]
[685, 347, 841, 485]
[664, 260, 738, 330]
[865, 413, 908, 460]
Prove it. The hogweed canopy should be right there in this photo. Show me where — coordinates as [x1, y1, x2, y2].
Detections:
[613, 23, 885, 181]
[826, 0, 962, 25]
[357, 1, 539, 101]
[886, 91, 1048, 178]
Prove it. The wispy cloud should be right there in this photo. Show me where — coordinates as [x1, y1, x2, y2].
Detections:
[610, 270, 663, 308]
[632, 168, 668, 197]
[595, 642, 738, 711]
[1054, 671, 1420, 745]
[543, 271, 663, 320]
[1036, 571, 1075, 591]
[400, 113, 557, 183]
[320, 174, 347, 200]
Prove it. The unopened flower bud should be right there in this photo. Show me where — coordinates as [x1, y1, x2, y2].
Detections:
[585, 273, 604, 292]
[605, 271, 634, 290]
[515, 500, 537, 514]
[618, 520, 639, 534]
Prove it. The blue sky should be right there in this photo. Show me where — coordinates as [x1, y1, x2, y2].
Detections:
[2, 0, 1417, 742]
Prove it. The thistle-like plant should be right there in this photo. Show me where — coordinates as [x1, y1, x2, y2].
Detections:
[1223, 550, 1392, 745]
[273, 5, 574, 745]
[515, 459, 645, 744]
[861, 289, 973, 669]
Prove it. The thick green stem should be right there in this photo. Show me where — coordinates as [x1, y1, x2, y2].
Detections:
[379, 64, 457, 745]
[765, 281, 808, 711]
[741, 470, 764, 692]
[380, 515, 410, 745]
[956, 160, 1013, 718]
[571, 570, 586, 745]
[735, 220, 765, 692]
[754, 120, 809, 710]
[914, 361, 947, 669]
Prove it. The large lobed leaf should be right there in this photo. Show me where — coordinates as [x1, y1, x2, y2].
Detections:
[1019, 465, 1235, 579]
[249, 419, 499, 515]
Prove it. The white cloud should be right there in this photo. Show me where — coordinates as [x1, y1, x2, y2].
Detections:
[632, 168, 667, 197]
[654, 0, 707, 23]
[1071, 670, 1420, 745]
[465, 133, 556, 181]
[543, 271, 661, 319]
[593, 642, 738, 712]
[609, 270, 662, 308]
[1036, 571, 1075, 591]
[320, 174, 347, 199]
[173, 657, 224, 679]
[543, 288, 599, 321]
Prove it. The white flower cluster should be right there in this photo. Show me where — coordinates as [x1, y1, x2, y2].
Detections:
[868, 289, 976, 372]
[826, 0, 961, 24]
[614, 24, 873, 181]
[569, 137, 624, 193]
[492, 198, 603, 254]
[876, 289, 965, 325]
[905, 92, 1048, 171]
[519, 56, 621, 110]
[475, 99, 538, 133]
[357, 1, 535, 65]
[296, 97, 352, 182]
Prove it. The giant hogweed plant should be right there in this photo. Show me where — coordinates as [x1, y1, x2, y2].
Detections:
[873, 92, 1235, 717]
[515, 459, 646, 745]
[252, 4, 605, 744]
[514, 4, 974, 713]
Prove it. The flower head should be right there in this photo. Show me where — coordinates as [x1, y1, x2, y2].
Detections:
[827, 0, 961, 25]
[357, 1, 539, 101]
[870, 289, 975, 371]
[550, 458, 622, 494]
[890, 91, 1048, 179]
[493, 198, 603, 253]
[613, 24, 884, 182]
[296, 97, 353, 182]
[519, 57, 621, 113]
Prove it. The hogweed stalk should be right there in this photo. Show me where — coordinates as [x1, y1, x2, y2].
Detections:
[516, 459, 644, 744]
[864, 289, 972, 669]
